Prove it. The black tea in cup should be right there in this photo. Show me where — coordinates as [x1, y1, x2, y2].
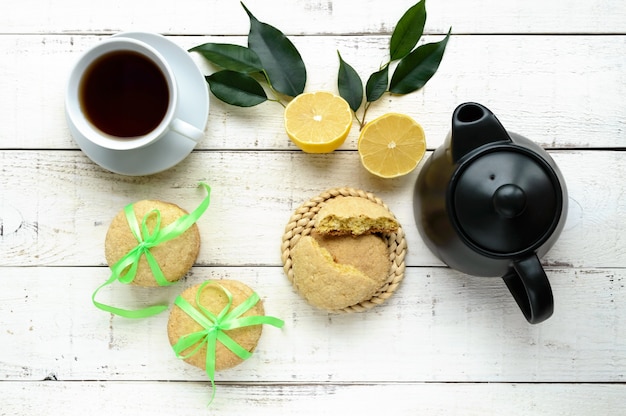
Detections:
[79, 50, 170, 138]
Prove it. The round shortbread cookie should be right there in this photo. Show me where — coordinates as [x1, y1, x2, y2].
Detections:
[167, 280, 264, 371]
[291, 235, 388, 311]
[315, 196, 399, 236]
[281, 187, 407, 313]
[311, 230, 390, 289]
[105, 199, 200, 287]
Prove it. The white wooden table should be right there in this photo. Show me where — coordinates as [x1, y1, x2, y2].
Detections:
[1, 0, 625, 414]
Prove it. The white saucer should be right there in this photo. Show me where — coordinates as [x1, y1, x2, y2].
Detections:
[67, 32, 209, 176]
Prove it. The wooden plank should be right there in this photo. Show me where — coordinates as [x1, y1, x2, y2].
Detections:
[1, 381, 625, 415]
[0, 0, 624, 35]
[0, 150, 623, 268]
[1, 267, 624, 382]
[2, 0, 624, 414]
[0, 34, 624, 150]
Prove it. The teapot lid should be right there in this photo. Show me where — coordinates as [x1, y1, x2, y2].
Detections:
[450, 146, 563, 257]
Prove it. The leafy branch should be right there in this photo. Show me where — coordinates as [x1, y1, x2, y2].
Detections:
[337, 0, 451, 129]
[189, 2, 307, 107]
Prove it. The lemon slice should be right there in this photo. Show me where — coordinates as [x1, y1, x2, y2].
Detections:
[357, 113, 426, 178]
[284, 91, 353, 153]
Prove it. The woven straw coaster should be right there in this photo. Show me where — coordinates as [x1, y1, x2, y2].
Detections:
[280, 187, 407, 313]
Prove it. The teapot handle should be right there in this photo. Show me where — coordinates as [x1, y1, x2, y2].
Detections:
[502, 255, 554, 324]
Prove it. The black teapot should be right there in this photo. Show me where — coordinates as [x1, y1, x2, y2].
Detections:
[414, 102, 567, 324]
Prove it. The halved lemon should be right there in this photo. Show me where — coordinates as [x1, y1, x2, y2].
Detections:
[284, 91, 353, 153]
[357, 113, 426, 178]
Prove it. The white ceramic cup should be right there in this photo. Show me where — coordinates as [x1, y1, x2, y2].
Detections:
[66, 36, 204, 151]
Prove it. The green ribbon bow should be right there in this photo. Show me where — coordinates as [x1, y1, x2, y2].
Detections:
[172, 280, 285, 405]
[92, 183, 211, 318]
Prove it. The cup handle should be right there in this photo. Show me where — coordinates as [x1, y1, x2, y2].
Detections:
[502, 254, 554, 324]
[169, 118, 205, 143]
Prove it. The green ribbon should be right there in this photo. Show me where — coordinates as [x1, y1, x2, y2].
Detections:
[172, 280, 285, 405]
[92, 183, 211, 318]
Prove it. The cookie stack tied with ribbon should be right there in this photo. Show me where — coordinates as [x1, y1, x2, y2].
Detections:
[92, 183, 211, 318]
[281, 187, 407, 312]
[167, 279, 284, 404]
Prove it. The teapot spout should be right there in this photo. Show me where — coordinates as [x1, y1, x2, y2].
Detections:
[451, 102, 511, 163]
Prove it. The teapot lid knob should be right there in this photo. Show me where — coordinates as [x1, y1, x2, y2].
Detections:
[493, 184, 526, 218]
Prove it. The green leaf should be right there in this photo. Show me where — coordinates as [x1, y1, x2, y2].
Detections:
[365, 66, 388, 102]
[205, 70, 268, 107]
[189, 43, 263, 73]
[390, 0, 427, 61]
[337, 51, 363, 112]
[389, 28, 451, 95]
[241, 2, 307, 97]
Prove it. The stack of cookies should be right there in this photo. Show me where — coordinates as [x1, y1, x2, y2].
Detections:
[167, 280, 267, 372]
[282, 189, 407, 312]
[104, 199, 201, 287]
[101, 190, 283, 401]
